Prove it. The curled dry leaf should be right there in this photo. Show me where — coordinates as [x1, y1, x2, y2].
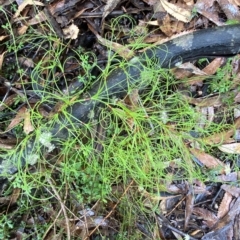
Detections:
[160, 0, 192, 23]
[62, 24, 79, 39]
[218, 143, 240, 154]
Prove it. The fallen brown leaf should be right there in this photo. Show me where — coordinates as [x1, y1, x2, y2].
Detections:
[96, 34, 134, 59]
[0, 51, 6, 70]
[218, 192, 232, 219]
[6, 107, 26, 132]
[13, 0, 44, 19]
[190, 148, 225, 170]
[218, 143, 240, 154]
[24, 109, 34, 134]
[202, 58, 225, 75]
[193, 207, 218, 228]
[216, 172, 238, 182]
[217, 0, 240, 19]
[203, 117, 240, 145]
[102, 0, 121, 19]
[160, 0, 192, 22]
[62, 24, 79, 39]
[221, 184, 240, 198]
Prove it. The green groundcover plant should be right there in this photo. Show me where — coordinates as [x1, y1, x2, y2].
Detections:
[0, 8, 238, 238]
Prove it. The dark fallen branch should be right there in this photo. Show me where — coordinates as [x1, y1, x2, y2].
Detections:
[1, 24, 240, 176]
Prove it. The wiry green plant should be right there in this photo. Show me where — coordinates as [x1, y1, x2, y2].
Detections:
[0, 10, 237, 238]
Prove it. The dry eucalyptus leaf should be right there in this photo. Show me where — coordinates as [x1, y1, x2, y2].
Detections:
[190, 148, 225, 170]
[27, 11, 47, 26]
[96, 34, 134, 59]
[218, 143, 240, 154]
[202, 117, 240, 145]
[202, 58, 225, 75]
[221, 184, 240, 198]
[195, 0, 223, 26]
[178, 62, 208, 75]
[6, 107, 26, 132]
[218, 192, 232, 219]
[160, 0, 192, 23]
[0, 51, 6, 70]
[13, 0, 44, 18]
[17, 25, 28, 35]
[102, 0, 121, 19]
[0, 35, 8, 41]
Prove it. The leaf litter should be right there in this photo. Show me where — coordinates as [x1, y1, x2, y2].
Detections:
[0, 0, 239, 239]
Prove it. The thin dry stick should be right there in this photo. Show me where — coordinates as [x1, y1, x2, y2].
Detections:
[86, 180, 134, 239]
[47, 178, 71, 240]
